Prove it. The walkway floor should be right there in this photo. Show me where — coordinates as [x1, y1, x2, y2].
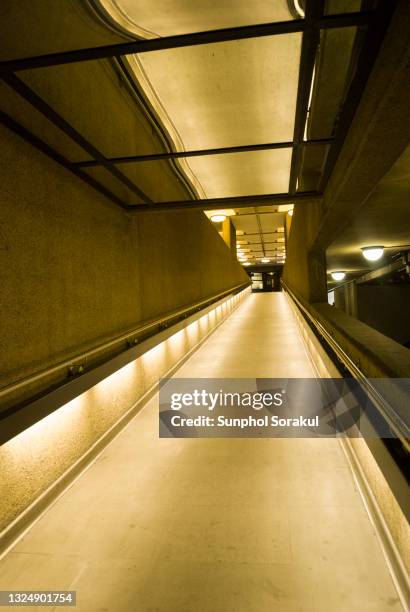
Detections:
[0, 293, 402, 611]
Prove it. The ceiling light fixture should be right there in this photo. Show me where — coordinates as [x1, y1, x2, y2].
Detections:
[210, 214, 226, 223]
[330, 271, 346, 282]
[205, 209, 235, 220]
[361, 246, 384, 262]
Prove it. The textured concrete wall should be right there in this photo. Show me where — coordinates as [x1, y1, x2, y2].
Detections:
[349, 436, 410, 574]
[134, 211, 247, 321]
[0, 123, 247, 389]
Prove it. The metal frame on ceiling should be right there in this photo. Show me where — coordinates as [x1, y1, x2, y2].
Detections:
[288, 0, 324, 195]
[75, 138, 333, 167]
[0, 2, 394, 214]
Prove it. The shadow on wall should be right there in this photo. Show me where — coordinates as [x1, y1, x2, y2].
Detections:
[333, 283, 410, 348]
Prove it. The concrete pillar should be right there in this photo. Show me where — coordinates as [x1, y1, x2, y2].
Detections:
[334, 282, 358, 318]
[222, 218, 236, 253]
[282, 202, 327, 304]
[307, 247, 328, 304]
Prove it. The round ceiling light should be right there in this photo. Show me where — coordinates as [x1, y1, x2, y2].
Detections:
[330, 271, 346, 282]
[210, 214, 226, 223]
[361, 246, 384, 261]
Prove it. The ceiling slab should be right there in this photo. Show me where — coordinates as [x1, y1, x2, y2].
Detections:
[186, 148, 292, 198]
[98, 0, 296, 37]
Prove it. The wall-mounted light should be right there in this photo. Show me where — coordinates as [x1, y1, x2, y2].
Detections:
[361, 246, 384, 261]
[261, 258, 270, 263]
[210, 214, 226, 223]
[330, 271, 346, 282]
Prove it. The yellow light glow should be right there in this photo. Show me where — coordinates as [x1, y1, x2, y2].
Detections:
[93, 360, 138, 396]
[361, 246, 384, 261]
[330, 271, 346, 282]
[205, 209, 236, 219]
[186, 319, 200, 343]
[3, 393, 88, 456]
[278, 204, 294, 212]
[3, 287, 250, 485]
[210, 214, 226, 223]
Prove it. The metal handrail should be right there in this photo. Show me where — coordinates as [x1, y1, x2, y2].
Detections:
[282, 282, 410, 453]
[0, 281, 249, 403]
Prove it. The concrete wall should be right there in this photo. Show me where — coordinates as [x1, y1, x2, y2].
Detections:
[282, 202, 327, 303]
[0, 123, 248, 389]
[0, 0, 249, 390]
[356, 285, 410, 346]
[334, 282, 358, 318]
[332, 283, 410, 347]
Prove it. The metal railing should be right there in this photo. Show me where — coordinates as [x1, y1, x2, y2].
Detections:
[282, 282, 410, 453]
[0, 282, 250, 419]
